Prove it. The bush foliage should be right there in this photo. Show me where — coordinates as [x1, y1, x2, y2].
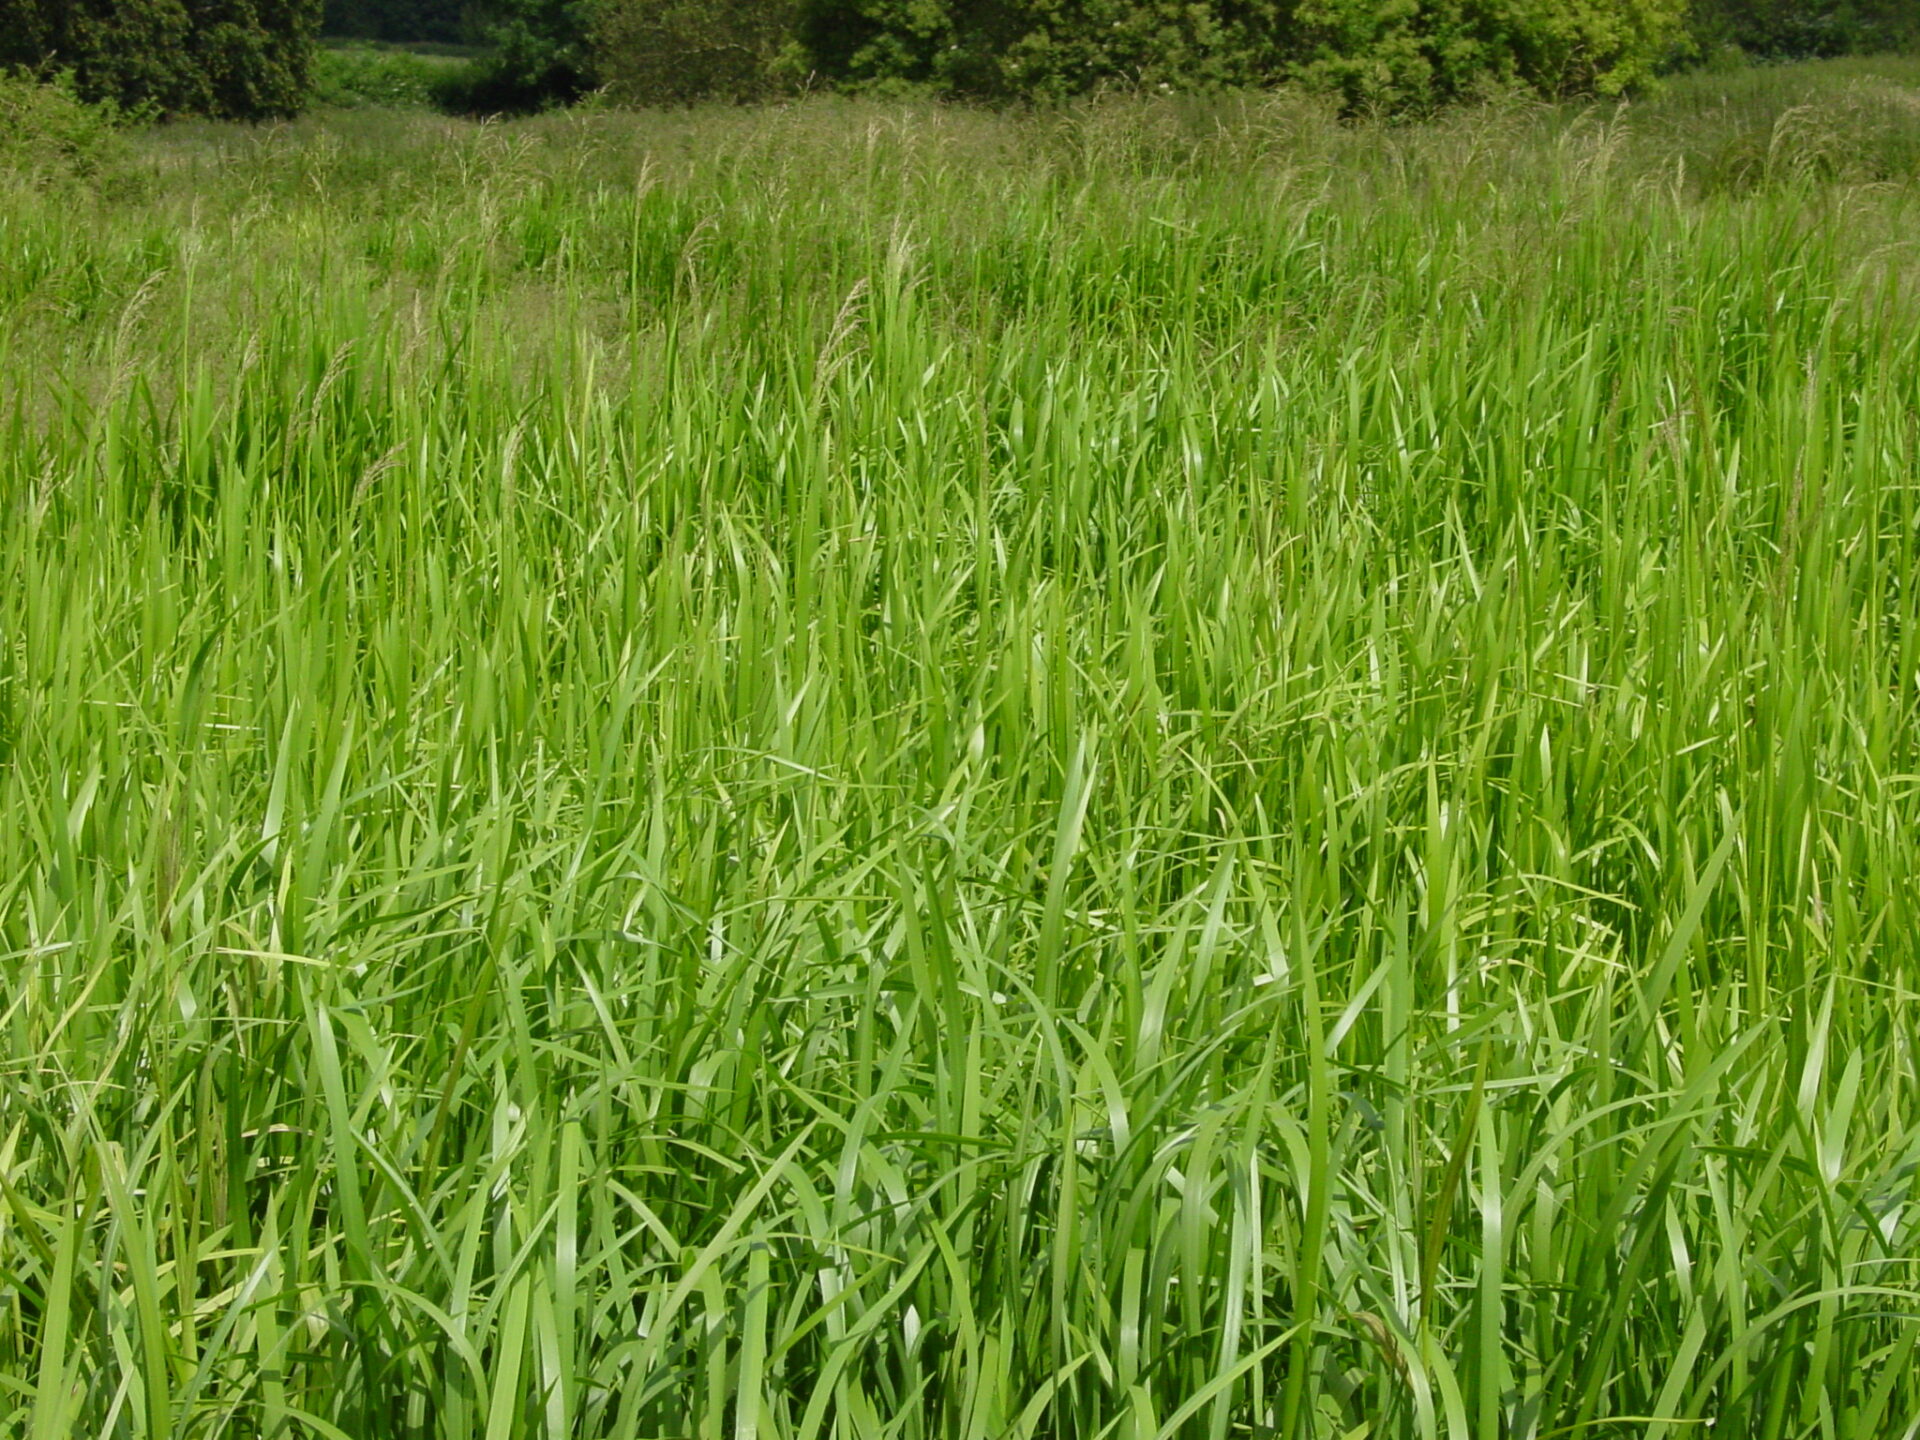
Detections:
[0, 71, 124, 179]
[790, 0, 1693, 106]
[322, 0, 467, 44]
[439, 0, 596, 112]
[0, 0, 321, 120]
[590, 0, 1918, 108]
[310, 40, 470, 107]
[1689, 0, 1920, 60]
[595, 0, 802, 106]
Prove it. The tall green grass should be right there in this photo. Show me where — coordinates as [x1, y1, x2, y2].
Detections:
[3, 60, 1920, 1439]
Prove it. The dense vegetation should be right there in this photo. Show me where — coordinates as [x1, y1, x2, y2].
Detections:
[0, 73, 126, 178]
[322, 0, 466, 44]
[310, 39, 472, 109]
[561, 0, 1920, 112]
[5, 0, 1915, 118]
[4, 56, 1920, 1439]
[1689, 0, 1920, 59]
[0, 0, 321, 120]
[791, 0, 1689, 106]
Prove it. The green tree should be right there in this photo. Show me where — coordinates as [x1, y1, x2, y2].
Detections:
[0, 0, 321, 119]
[797, 0, 1690, 106]
[196, 0, 324, 116]
[1689, 0, 1920, 58]
[444, 0, 593, 110]
[321, 0, 469, 44]
[798, 0, 1291, 97]
[594, 0, 803, 106]
[1292, 0, 1688, 109]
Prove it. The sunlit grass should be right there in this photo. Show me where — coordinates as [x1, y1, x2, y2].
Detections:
[3, 58, 1920, 1439]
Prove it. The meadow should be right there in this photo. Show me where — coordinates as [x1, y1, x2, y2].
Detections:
[4, 57, 1920, 1439]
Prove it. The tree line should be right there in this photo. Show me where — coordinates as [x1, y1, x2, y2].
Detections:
[0, 0, 321, 120]
[2, 0, 1915, 122]
[438, 0, 1920, 113]
[323, 0, 467, 44]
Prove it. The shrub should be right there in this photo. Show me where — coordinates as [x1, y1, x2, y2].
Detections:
[310, 41, 467, 108]
[0, 70, 123, 179]
[444, 0, 595, 112]
[796, 0, 1690, 108]
[1291, 0, 1691, 111]
[798, 0, 1274, 98]
[594, 0, 804, 105]
[1688, 0, 1920, 61]
[0, 0, 321, 120]
[321, 0, 467, 45]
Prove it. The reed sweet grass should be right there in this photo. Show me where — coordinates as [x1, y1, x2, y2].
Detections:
[3, 57, 1920, 1439]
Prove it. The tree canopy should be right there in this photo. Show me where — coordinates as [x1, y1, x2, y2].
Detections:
[322, 0, 467, 44]
[588, 0, 1916, 109]
[751, 0, 1695, 108]
[0, 0, 321, 120]
[1689, 0, 1920, 59]
[4, 0, 1915, 119]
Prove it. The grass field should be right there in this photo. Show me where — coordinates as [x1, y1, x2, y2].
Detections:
[4, 58, 1920, 1439]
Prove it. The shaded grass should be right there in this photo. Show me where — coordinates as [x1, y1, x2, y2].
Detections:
[3, 60, 1920, 1439]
